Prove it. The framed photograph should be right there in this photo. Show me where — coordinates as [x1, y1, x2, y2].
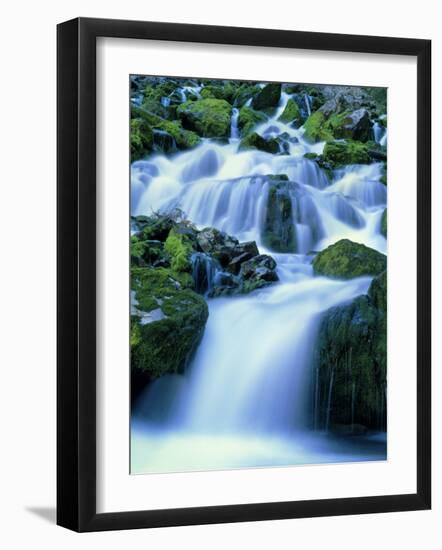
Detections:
[57, 17, 431, 532]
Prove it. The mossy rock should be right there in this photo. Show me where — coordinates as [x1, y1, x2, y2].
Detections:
[238, 106, 267, 136]
[278, 98, 301, 124]
[380, 209, 387, 238]
[315, 283, 386, 430]
[252, 83, 281, 111]
[239, 132, 279, 154]
[130, 236, 168, 268]
[131, 267, 209, 384]
[313, 239, 386, 279]
[132, 104, 201, 152]
[368, 270, 387, 312]
[130, 118, 153, 161]
[177, 98, 232, 138]
[302, 111, 334, 142]
[200, 82, 238, 103]
[232, 84, 261, 107]
[322, 140, 371, 167]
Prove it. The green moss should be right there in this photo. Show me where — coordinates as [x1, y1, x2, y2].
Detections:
[380, 209, 387, 238]
[131, 267, 209, 380]
[164, 228, 194, 274]
[302, 111, 334, 143]
[130, 118, 153, 161]
[239, 132, 279, 154]
[313, 239, 386, 279]
[322, 140, 371, 167]
[278, 98, 301, 124]
[238, 106, 267, 136]
[177, 98, 232, 138]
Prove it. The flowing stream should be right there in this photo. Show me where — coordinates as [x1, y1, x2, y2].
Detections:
[131, 91, 387, 474]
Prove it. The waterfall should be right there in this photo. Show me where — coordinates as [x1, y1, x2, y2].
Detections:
[131, 89, 387, 473]
[191, 252, 220, 295]
[230, 108, 240, 140]
[304, 93, 312, 116]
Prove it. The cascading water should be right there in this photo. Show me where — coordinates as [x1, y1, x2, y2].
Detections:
[131, 87, 387, 474]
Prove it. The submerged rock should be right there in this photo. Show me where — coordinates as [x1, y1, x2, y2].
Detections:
[312, 239, 386, 279]
[315, 271, 387, 431]
[262, 183, 296, 252]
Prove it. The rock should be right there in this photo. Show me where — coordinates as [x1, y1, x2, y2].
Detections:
[177, 98, 232, 138]
[322, 140, 371, 167]
[239, 254, 279, 293]
[380, 209, 387, 238]
[252, 82, 282, 111]
[239, 132, 280, 154]
[278, 98, 301, 124]
[196, 227, 239, 267]
[136, 213, 177, 242]
[262, 183, 296, 252]
[130, 237, 169, 268]
[238, 106, 267, 136]
[232, 84, 261, 107]
[131, 267, 209, 394]
[152, 128, 177, 154]
[368, 270, 387, 312]
[303, 101, 373, 144]
[315, 272, 387, 431]
[132, 105, 201, 152]
[312, 239, 386, 279]
[302, 111, 333, 143]
[332, 109, 372, 142]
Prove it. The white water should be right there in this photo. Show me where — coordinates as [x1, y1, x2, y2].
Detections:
[131, 87, 387, 474]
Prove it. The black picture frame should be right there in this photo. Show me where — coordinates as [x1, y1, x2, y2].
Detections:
[57, 17, 431, 532]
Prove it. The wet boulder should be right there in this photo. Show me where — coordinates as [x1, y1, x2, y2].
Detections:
[312, 239, 386, 279]
[314, 271, 387, 431]
[262, 182, 296, 252]
[252, 82, 281, 111]
[177, 98, 233, 138]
